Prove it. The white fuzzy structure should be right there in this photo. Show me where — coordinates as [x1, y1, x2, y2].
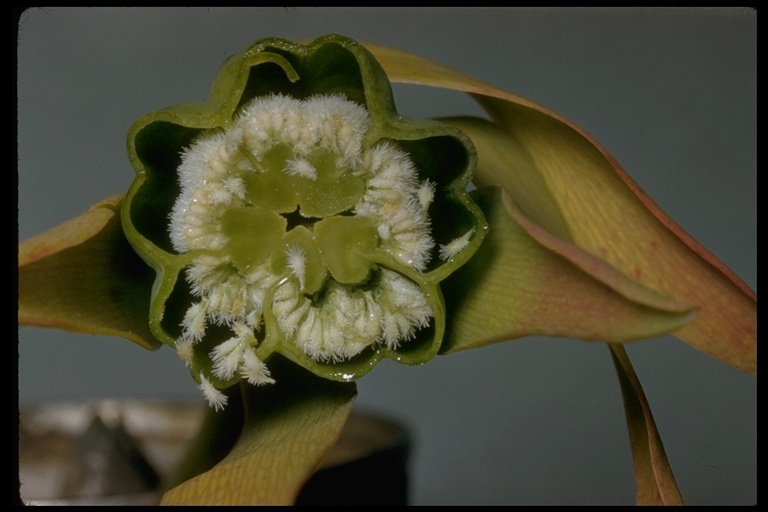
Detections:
[240, 350, 275, 385]
[439, 229, 475, 261]
[167, 93, 448, 408]
[284, 158, 318, 180]
[417, 180, 436, 213]
[273, 269, 432, 361]
[356, 143, 435, 271]
[197, 373, 228, 411]
[285, 246, 307, 290]
[210, 333, 246, 380]
[175, 339, 195, 367]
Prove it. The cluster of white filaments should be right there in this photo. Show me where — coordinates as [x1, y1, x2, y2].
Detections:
[167, 93, 473, 408]
[355, 143, 436, 271]
[272, 268, 433, 362]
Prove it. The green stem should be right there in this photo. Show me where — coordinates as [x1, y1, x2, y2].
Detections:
[163, 385, 244, 490]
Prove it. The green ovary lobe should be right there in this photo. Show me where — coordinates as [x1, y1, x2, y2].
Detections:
[315, 216, 379, 284]
[221, 207, 286, 273]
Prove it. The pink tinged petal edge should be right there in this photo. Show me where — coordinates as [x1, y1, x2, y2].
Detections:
[442, 187, 696, 353]
[610, 344, 684, 505]
[363, 42, 755, 374]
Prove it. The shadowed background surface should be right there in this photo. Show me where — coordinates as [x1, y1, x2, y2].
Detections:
[17, 7, 755, 505]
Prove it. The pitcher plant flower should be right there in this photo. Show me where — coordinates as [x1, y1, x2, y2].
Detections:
[18, 34, 755, 505]
[121, 36, 486, 410]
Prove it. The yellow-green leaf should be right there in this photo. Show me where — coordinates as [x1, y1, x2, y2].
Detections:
[442, 188, 695, 352]
[161, 358, 356, 505]
[365, 42, 756, 374]
[18, 194, 159, 350]
[609, 344, 684, 505]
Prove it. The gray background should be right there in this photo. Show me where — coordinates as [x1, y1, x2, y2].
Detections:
[17, 7, 755, 505]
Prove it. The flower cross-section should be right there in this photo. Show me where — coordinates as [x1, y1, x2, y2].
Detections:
[122, 35, 487, 409]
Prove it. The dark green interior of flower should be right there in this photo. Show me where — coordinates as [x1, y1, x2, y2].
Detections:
[236, 43, 367, 110]
[158, 274, 195, 340]
[394, 136, 479, 271]
[132, 121, 201, 254]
